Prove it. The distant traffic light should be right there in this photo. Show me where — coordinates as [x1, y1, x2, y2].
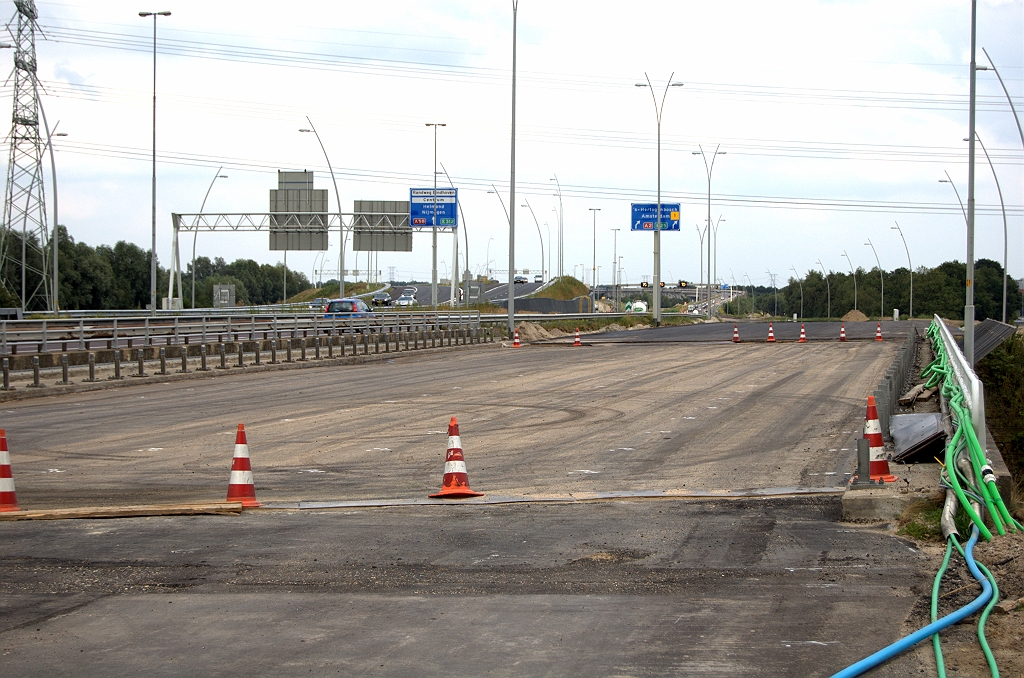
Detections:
[659, 281, 665, 288]
[678, 280, 687, 288]
[640, 281, 650, 288]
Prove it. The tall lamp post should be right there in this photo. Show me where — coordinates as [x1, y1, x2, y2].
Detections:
[550, 175, 563, 278]
[300, 120, 344, 299]
[816, 259, 830, 319]
[611, 228, 620, 310]
[743, 273, 753, 316]
[39, 119, 66, 311]
[891, 222, 912, 319]
[969, 133, 1008, 323]
[981, 47, 1023, 322]
[588, 207, 600, 301]
[865, 238, 883, 319]
[842, 250, 857, 311]
[521, 199, 545, 283]
[637, 73, 684, 326]
[424, 123, 446, 308]
[140, 10, 171, 314]
[693, 145, 725, 320]
[440, 162, 470, 306]
[192, 167, 228, 308]
[713, 215, 725, 309]
[963, 0, 979, 366]
[695, 223, 706, 292]
[790, 265, 803, 320]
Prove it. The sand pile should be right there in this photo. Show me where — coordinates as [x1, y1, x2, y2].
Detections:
[842, 309, 869, 322]
[514, 321, 553, 342]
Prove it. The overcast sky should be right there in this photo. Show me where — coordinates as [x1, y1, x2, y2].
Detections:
[5, 0, 1024, 290]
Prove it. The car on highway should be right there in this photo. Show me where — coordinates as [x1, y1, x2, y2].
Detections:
[371, 291, 392, 307]
[534, 275, 543, 283]
[323, 298, 375, 319]
[514, 275, 528, 284]
[394, 294, 417, 307]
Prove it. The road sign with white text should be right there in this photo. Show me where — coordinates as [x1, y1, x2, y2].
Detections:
[630, 203, 680, 231]
[410, 188, 458, 228]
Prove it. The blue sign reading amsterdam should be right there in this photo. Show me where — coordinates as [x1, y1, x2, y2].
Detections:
[630, 203, 680, 231]
[410, 188, 458, 228]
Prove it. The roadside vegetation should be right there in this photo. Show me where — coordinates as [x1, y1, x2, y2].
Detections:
[530, 276, 589, 300]
[977, 332, 1024, 499]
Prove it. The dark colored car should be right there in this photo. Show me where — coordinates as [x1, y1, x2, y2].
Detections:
[513, 275, 528, 284]
[371, 292, 392, 306]
[323, 298, 375, 319]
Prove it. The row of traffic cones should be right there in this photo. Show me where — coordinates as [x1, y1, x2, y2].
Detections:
[0, 424, 262, 513]
[732, 322, 881, 343]
[512, 327, 583, 348]
[0, 414, 488, 513]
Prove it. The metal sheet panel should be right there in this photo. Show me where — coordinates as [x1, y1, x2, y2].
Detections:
[353, 230, 412, 252]
[269, 230, 328, 251]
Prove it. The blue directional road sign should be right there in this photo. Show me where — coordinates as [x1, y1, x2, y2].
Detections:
[410, 188, 458, 228]
[630, 203, 680, 231]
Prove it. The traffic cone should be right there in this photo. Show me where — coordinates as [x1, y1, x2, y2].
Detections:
[766, 322, 776, 342]
[513, 329, 521, 348]
[226, 423, 259, 507]
[430, 416, 484, 498]
[0, 429, 20, 512]
[839, 324, 847, 342]
[732, 324, 741, 343]
[864, 396, 896, 482]
[573, 328, 581, 347]
[874, 322, 883, 342]
[798, 323, 807, 343]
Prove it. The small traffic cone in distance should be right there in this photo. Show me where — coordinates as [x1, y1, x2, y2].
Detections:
[839, 324, 847, 342]
[513, 329, 521, 348]
[573, 328, 581, 347]
[798, 323, 807, 343]
[875, 322, 883, 342]
[864, 396, 897, 482]
[226, 423, 259, 507]
[732, 324, 741, 343]
[0, 429, 20, 512]
[430, 416, 484, 499]
[766, 322, 776, 343]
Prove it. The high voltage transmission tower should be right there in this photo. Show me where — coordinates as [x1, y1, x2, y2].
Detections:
[2, 0, 51, 312]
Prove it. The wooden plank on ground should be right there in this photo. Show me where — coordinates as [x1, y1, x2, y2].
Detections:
[0, 502, 244, 521]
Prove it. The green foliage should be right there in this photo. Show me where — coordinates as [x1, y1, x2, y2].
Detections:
[977, 333, 1024, 492]
[897, 501, 944, 542]
[531, 276, 589, 301]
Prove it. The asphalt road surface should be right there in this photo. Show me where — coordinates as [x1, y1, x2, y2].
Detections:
[590, 319, 916, 343]
[2, 333, 932, 676]
[2, 498, 929, 677]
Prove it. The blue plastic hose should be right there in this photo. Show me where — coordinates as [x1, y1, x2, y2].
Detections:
[831, 526, 992, 678]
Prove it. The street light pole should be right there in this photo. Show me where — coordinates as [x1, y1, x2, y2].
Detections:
[637, 73, 683, 326]
[816, 259, 830, 320]
[300, 119, 344, 299]
[964, 0, 978, 366]
[140, 10, 171, 314]
[439, 162, 469, 306]
[522, 199, 545, 283]
[550, 175, 563, 278]
[611, 228, 620, 310]
[713, 214, 725, 310]
[865, 238, 883, 319]
[790, 265, 803, 320]
[842, 250, 857, 311]
[192, 167, 228, 309]
[891, 222, 912, 320]
[981, 47, 1024, 322]
[695, 223, 705, 291]
[693, 145, 726, 320]
[589, 208, 600, 302]
[971, 132, 1008, 323]
[424, 123, 446, 308]
[39, 116, 65, 312]
[507, 1, 517, 335]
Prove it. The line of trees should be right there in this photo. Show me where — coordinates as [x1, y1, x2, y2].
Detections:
[722, 259, 1021, 321]
[0, 226, 312, 310]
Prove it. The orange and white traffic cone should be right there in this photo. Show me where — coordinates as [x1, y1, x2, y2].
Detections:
[874, 322, 883, 342]
[226, 423, 259, 507]
[864, 396, 896, 482]
[732, 324, 741, 343]
[839, 324, 847, 342]
[573, 328, 581, 347]
[430, 416, 484, 499]
[766, 322, 776, 343]
[513, 329, 521, 348]
[0, 429, 20, 512]
[798, 323, 807, 343]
